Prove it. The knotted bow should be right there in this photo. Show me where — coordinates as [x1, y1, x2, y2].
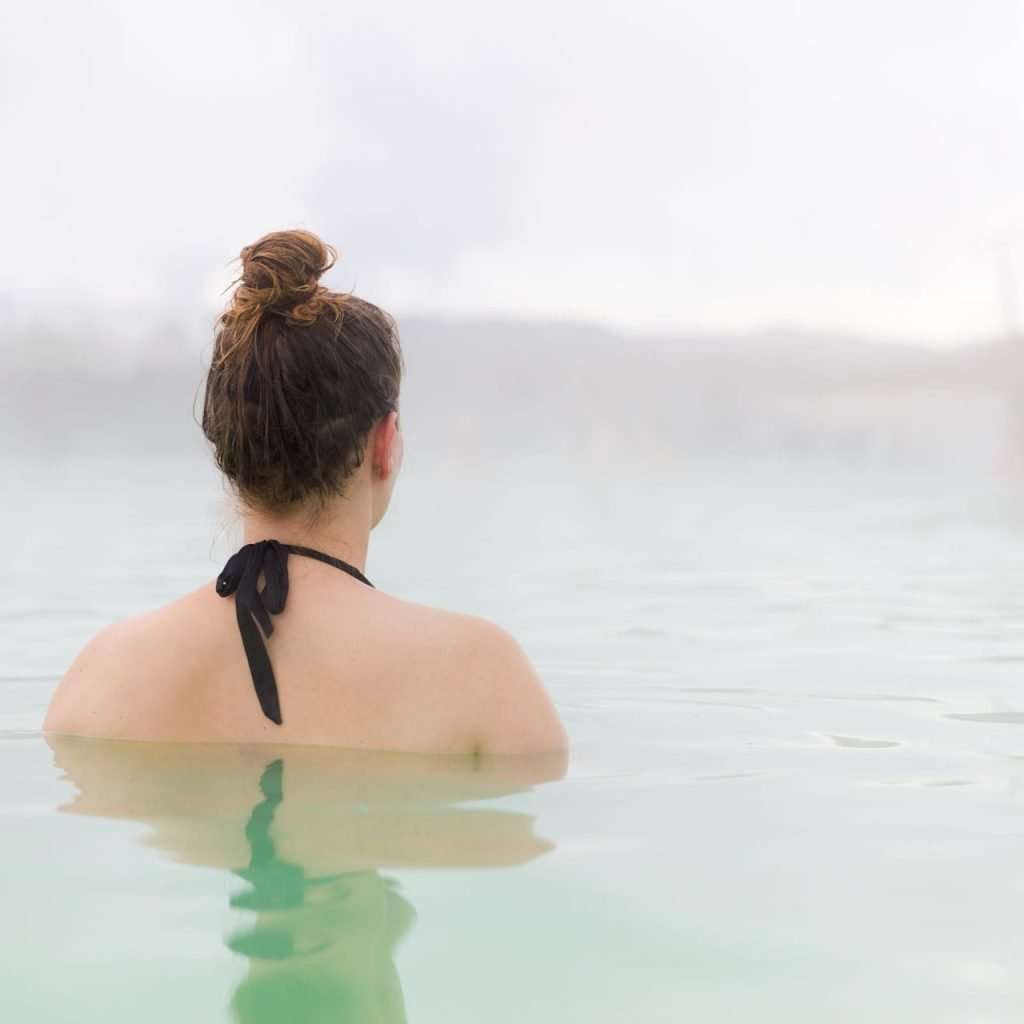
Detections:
[216, 540, 291, 724]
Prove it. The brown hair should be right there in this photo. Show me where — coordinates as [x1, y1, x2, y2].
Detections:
[201, 229, 402, 511]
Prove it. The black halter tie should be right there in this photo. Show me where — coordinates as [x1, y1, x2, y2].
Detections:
[215, 540, 374, 725]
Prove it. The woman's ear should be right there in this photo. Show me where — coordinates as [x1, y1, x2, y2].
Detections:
[373, 411, 399, 478]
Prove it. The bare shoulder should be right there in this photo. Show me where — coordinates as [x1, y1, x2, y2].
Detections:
[388, 600, 568, 755]
[43, 585, 224, 739]
[44, 616, 139, 737]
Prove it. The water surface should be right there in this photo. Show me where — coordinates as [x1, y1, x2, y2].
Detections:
[4, 452, 1024, 1020]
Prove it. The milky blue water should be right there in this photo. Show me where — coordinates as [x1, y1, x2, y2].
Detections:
[4, 450, 1024, 1021]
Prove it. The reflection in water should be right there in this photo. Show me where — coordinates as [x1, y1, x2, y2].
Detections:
[48, 738, 565, 1023]
[226, 759, 414, 1022]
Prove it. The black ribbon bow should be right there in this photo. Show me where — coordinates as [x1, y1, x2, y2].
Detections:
[216, 540, 291, 724]
[216, 540, 374, 725]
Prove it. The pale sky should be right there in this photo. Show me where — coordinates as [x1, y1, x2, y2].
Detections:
[3, 0, 1024, 344]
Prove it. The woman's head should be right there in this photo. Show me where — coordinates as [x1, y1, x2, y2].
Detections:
[202, 229, 403, 519]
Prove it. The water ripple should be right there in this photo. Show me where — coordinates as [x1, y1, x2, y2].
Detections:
[946, 712, 1024, 726]
[830, 735, 902, 749]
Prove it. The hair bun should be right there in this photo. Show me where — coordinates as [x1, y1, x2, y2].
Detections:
[235, 228, 337, 317]
[214, 229, 340, 367]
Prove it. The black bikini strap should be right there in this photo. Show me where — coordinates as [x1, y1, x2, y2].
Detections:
[215, 540, 374, 725]
[284, 544, 374, 587]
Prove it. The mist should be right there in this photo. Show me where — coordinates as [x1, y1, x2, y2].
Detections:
[3, 0, 1024, 345]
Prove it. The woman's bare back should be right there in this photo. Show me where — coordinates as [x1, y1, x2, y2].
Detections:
[44, 555, 566, 755]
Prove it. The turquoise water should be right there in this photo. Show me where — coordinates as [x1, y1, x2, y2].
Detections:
[5, 451, 1024, 1020]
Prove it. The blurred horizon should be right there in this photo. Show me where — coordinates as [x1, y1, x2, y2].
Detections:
[5, 311, 1024, 477]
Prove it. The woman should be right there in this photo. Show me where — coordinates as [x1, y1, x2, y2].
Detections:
[44, 229, 567, 754]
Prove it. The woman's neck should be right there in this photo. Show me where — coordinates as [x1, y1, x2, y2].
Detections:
[241, 490, 373, 573]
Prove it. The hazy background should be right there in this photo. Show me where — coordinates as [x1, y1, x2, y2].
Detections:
[9, 12, 1024, 1019]
[3, 1, 1024, 473]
